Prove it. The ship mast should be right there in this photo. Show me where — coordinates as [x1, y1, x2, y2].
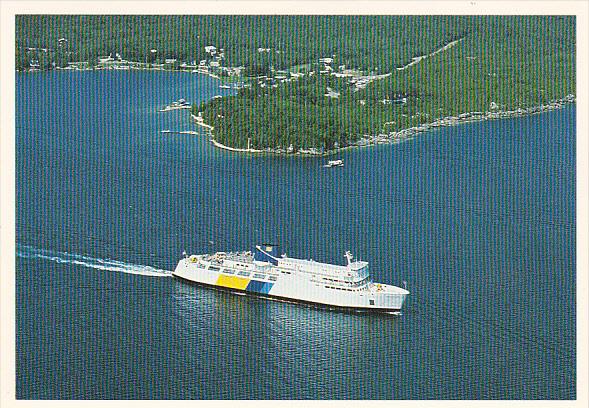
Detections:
[345, 251, 353, 265]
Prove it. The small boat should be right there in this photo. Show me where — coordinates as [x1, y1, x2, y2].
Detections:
[323, 159, 344, 168]
[159, 99, 191, 112]
[160, 129, 171, 134]
[219, 84, 231, 89]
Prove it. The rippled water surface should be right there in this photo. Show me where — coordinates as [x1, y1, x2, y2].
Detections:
[16, 71, 576, 399]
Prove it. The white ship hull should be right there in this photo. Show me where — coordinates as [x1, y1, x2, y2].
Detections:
[172, 246, 409, 313]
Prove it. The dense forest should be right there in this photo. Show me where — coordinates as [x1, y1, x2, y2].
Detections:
[15, 15, 467, 71]
[16, 15, 575, 152]
[197, 16, 575, 151]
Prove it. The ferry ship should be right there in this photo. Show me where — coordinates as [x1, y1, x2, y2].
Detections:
[173, 244, 409, 313]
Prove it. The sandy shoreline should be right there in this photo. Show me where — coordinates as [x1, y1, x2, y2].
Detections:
[191, 114, 266, 153]
[194, 94, 576, 156]
[209, 139, 265, 153]
[191, 114, 214, 130]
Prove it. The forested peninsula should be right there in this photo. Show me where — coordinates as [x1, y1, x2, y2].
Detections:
[16, 15, 576, 154]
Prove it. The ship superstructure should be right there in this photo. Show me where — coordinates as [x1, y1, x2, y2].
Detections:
[173, 244, 409, 313]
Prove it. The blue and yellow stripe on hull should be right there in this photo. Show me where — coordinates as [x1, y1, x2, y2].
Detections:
[244, 280, 273, 294]
[216, 275, 250, 290]
[214, 275, 275, 294]
[174, 275, 402, 315]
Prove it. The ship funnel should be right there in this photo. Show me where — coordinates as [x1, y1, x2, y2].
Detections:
[254, 244, 279, 265]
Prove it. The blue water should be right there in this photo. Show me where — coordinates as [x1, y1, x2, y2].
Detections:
[15, 71, 576, 399]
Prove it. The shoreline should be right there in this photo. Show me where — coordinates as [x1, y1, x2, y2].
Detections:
[18, 65, 230, 82]
[191, 114, 265, 153]
[351, 94, 576, 150]
[209, 139, 265, 153]
[194, 94, 576, 156]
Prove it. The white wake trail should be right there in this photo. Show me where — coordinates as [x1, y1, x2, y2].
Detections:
[16, 244, 173, 277]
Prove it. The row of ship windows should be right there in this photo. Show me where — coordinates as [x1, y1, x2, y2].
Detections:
[352, 277, 370, 287]
[323, 277, 369, 286]
[323, 277, 369, 288]
[324, 285, 358, 292]
[204, 264, 278, 281]
[323, 277, 347, 283]
[234, 263, 250, 269]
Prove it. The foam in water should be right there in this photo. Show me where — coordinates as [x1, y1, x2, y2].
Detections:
[16, 244, 172, 277]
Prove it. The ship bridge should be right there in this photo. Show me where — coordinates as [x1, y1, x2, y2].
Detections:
[277, 252, 370, 282]
[252, 245, 371, 282]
